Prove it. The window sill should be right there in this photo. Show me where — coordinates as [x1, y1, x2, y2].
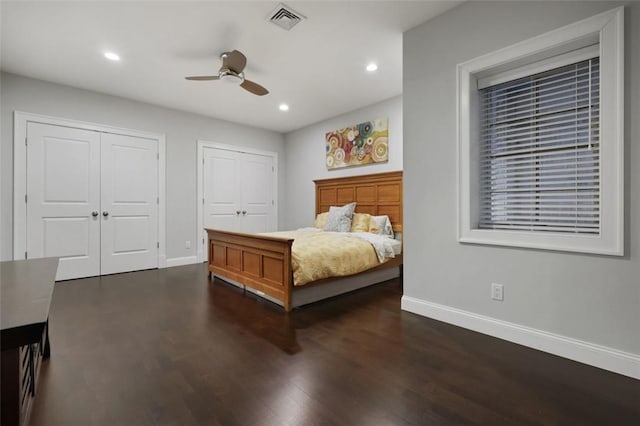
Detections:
[459, 229, 623, 256]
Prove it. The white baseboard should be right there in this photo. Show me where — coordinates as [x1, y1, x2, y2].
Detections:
[401, 296, 640, 380]
[164, 256, 199, 268]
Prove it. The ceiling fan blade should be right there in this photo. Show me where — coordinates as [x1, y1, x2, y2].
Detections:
[240, 79, 269, 96]
[223, 50, 247, 73]
[185, 76, 219, 81]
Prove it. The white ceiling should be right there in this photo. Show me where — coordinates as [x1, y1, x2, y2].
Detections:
[1, 1, 461, 133]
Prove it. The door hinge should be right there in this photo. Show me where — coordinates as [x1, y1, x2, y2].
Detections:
[25, 251, 28, 259]
[157, 196, 159, 204]
[272, 200, 274, 206]
[25, 137, 28, 146]
[157, 242, 159, 248]
[25, 194, 28, 203]
[202, 198, 205, 205]
[272, 166, 274, 172]
[202, 238, 205, 244]
[157, 153, 160, 160]
[202, 158, 205, 164]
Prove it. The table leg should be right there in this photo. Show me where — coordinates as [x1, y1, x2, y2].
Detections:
[43, 319, 51, 359]
[0, 348, 20, 425]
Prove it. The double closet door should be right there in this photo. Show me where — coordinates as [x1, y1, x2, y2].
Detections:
[26, 122, 159, 281]
[203, 147, 276, 234]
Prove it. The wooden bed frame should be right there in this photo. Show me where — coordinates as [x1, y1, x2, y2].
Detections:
[206, 171, 403, 312]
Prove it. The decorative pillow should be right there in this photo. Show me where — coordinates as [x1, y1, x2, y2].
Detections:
[314, 212, 329, 228]
[350, 213, 372, 232]
[369, 215, 394, 238]
[324, 203, 356, 232]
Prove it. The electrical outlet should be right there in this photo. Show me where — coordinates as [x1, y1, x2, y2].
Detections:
[185, 240, 191, 249]
[491, 283, 504, 301]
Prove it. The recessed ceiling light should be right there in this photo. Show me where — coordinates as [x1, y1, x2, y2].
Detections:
[279, 103, 289, 112]
[366, 63, 378, 72]
[104, 52, 120, 61]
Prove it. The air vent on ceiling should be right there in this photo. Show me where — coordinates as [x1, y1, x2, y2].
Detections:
[268, 3, 306, 31]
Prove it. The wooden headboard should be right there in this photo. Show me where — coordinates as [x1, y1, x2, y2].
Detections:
[314, 171, 403, 232]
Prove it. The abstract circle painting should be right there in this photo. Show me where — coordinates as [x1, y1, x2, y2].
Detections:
[325, 117, 389, 170]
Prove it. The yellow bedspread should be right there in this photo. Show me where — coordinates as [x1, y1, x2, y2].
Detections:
[261, 229, 380, 286]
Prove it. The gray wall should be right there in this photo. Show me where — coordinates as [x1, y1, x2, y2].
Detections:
[284, 95, 402, 229]
[0, 72, 286, 261]
[403, 1, 639, 355]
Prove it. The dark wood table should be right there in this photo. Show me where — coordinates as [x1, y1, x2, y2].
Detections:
[1, 257, 58, 426]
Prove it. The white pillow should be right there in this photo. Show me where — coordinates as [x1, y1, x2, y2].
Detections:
[324, 203, 356, 232]
[370, 215, 394, 238]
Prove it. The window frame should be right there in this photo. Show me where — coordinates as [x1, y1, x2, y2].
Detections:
[457, 7, 624, 256]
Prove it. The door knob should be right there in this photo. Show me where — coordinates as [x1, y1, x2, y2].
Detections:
[102, 211, 109, 217]
[242, 210, 247, 215]
[236, 210, 241, 215]
[91, 211, 99, 217]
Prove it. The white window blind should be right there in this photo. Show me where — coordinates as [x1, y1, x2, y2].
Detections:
[478, 57, 600, 234]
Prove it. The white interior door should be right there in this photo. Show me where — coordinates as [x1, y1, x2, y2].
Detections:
[203, 147, 242, 232]
[100, 133, 159, 275]
[241, 153, 275, 233]
[26, 122, 101, 280]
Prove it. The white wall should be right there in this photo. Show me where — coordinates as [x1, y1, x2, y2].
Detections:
[403, 1, 639, 375]
[0, 72, 286, 262]
[284, 95, 402, 229]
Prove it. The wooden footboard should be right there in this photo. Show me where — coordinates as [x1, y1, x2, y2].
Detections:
[206, 229, 295, 311]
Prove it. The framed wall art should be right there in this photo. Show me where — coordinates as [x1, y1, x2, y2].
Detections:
[325, 117, 388, 170]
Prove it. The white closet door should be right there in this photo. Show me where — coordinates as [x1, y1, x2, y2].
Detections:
[26, 122, 101, 281]
[241, 153, 275, 233]
[100, 133, 159, 275]
[203, 147, 242, 232]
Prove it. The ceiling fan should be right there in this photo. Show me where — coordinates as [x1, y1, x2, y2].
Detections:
[185, 50, 269, 96]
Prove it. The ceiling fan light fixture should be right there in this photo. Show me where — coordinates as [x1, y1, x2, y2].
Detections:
[219, 70, 243, 84]
[279, 103, 289, 111]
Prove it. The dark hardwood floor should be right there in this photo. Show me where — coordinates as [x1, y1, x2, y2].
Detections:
[30, 264, 639, 426]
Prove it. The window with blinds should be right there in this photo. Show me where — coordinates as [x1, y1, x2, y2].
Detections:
[478, 57, 600, 234]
